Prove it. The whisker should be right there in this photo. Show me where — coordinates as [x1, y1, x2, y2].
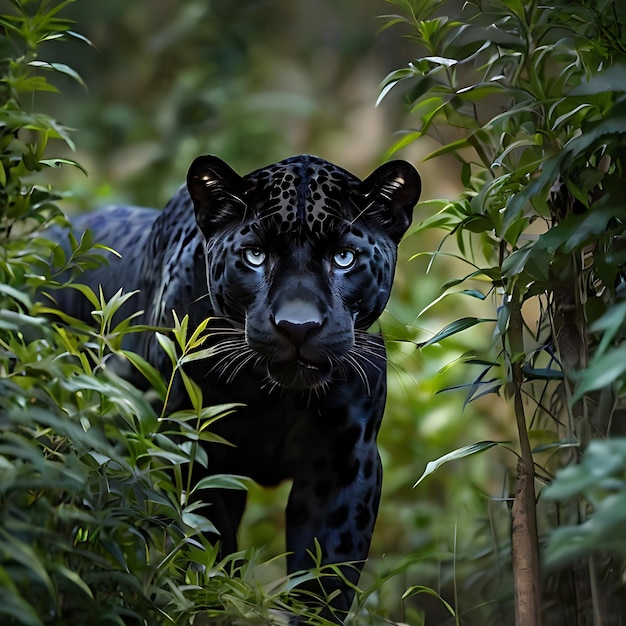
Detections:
[210, 339, 248, 353]
[352, 350, 383, 371]
[344, 353, 370, 393]
[225, 350, 259, 383]
[190, 291, 212, 307]
[178, 313, 392, 396]
[219, 351, 253, 378]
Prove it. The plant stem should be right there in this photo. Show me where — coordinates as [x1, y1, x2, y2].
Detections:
[589, 554, 604, 626]
[509, 289, 543, 626]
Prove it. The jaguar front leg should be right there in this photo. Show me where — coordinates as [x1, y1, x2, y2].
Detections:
[285, 380, 386, 621]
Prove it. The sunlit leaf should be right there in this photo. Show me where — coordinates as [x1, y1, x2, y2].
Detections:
[28, 60, 86, 88]
[120, 349, 168, 399]
[413, 441, 504, 487]
[192, 474, 250, 493]
[156, 332, 178, 368]
[180, 368, 203, 413]
[384, 130, 423, 158]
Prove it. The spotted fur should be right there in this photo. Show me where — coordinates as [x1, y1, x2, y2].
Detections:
[51, 155, 421, 620]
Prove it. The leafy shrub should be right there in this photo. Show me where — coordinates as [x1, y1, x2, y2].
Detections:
[0, 3, 336, 624]
[380, 0, 626, 622]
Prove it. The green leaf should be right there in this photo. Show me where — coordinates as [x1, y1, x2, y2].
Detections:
[405, 202, 460, 236]
[143, 448, 190, 465]
[376, 67, 415, 106]
[156, 332, 178, 368]
[120, 349, 168, 399]
[180, 368, 203, 413]
[551, 103, 596, 132]
[384, 130, 423, 158]
[461, 160, 471, 186]
[588, 301, 626, 357]
[545, 495, 626, 568]
[181, 509, 219, 535]
[502, 201, 624, 280]
[0, 530, 54, 596]
[62, 282, 101, 309]
[40, 158, 88, 175]
[416, 286, 487, 319]
[0, 567, 44, 626]
[570, 63, 626, 95]
[185, 315, 211, 350]
[544, 439, 626, 501]
[572, 346, 626, 402]
[49, 563, 93, 599]
[28, 60, 86, 88]
[0, 283, 32, 309]
[66, 29, 93, 46]
[522, 365, 563, 380]
[180, 347, 218, 363]
[459, 289, 487, 300]
[192, 474, 250, 493]
[402, 585, 455, 616]
[417, 316, 494, 348]
[424, 137, 471, 161]
[413, 441, 504, 487]
[532, 438, 578, 454]
[544, 439, 626, 567]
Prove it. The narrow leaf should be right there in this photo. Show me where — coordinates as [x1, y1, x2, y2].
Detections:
[192, 474, 250, 493]
[120, 350, 167, 399]
[156, 332, 178, 367]
[413, 441, 503, 487]
[402, 585, 455, 616]
[417, 317, 493, 348]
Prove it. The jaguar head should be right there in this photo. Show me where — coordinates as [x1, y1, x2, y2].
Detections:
[187, 155, 421, 390]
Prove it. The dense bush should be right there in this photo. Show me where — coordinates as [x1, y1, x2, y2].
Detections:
[380, 0, 626, 622]
[0, 3, 324, 624]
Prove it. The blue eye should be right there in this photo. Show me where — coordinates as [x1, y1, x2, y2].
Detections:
[333, 248, 355, 269]
[243, 247, 266, 267]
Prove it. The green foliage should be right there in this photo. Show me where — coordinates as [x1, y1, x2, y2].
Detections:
[412, 440, 504, 487]
[544, 438, 626, 567]
[0, 0, 84, 233]
[0, 2, 337, 624]
[380, 0, 626, 620]
[35, 0, 384, 210]
[2, 3, 456, 624]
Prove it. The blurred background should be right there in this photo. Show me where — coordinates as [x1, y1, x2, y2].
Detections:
[40, 0, 512, 620]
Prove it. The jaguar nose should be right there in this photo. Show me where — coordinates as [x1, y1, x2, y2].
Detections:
[274, 300, 324, 348]
[275, 317, 321, 348]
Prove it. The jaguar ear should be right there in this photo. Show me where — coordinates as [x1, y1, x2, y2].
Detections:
[187, 155, 253, 238]
[356, 160, 421, 244]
